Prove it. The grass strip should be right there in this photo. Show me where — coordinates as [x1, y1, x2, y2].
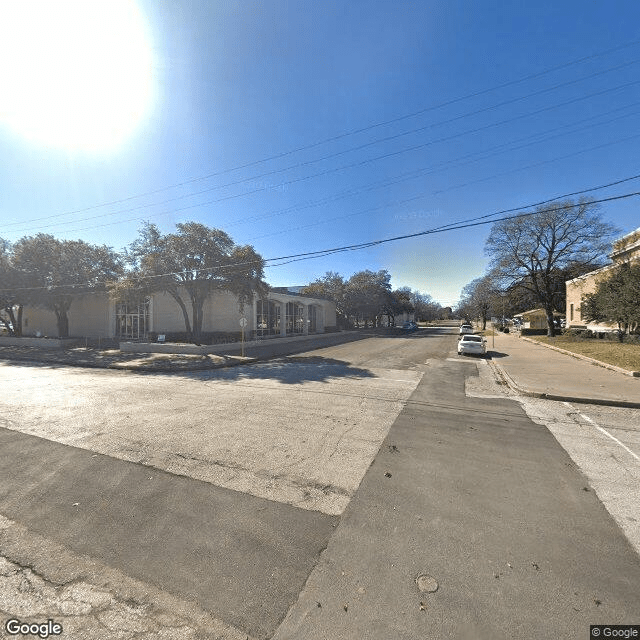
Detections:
[531, 336, 640, 371]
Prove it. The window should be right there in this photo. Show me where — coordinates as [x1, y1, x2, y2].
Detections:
[570, 303, 574, 321]
[285, 302, 304, 334]
[256, 299, 280, 336]
[116, 298, 150, 340]
[308, 305, 317, 333]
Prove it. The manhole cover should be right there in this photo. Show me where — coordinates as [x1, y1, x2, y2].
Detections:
[416, 574, 438, 593]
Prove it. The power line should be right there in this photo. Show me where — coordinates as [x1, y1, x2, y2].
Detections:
[6, 77, 640, 237]
[3, 184, 639, 294]
[244, 113, 640, 242]
[5, 42, 640, 228]
[264, 191, 640, 268]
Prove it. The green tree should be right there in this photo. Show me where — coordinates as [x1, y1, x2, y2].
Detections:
[124, 222, 267, 343]
[581, 262, 640, 339]
[485, 199, 617, 337]
[300, 271, 348, 326]
[344, 269, 392, 327]
[12, 234, 122, 338]
[384, 288, 414, 327]
[0, 238, 25, 336]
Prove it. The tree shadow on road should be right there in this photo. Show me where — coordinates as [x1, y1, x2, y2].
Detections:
[176, 356, 378, 385]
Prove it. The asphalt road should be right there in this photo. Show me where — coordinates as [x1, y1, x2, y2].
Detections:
[1, 326, 639, 639]
[0, 328, 448, 638]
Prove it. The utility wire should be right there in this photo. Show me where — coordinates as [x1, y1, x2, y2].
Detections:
[6, 77, 640, 236]
[31, 126, 640, 241]
[264, 191, 640, 267]
[245, 112, 640, 242]
[3, 185, 639, 293]
[5, 42, 640, 227]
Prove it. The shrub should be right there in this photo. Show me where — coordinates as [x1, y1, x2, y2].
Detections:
[562, 329, 587, 339]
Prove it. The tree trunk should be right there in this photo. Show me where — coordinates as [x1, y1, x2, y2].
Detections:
[4, 305, 23, 336]
[545, 306, 556, 338]
[55, 309, 69, 338]
[15, 305, 23, 337]
[191, 299, 205, 345]
[169, 290, 192, 340]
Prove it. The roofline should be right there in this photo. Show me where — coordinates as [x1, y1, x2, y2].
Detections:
[566, 262, 617, 284]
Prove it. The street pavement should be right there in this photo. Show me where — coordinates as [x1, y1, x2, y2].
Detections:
[273, 352, 640, 640]
[1, 326, 639, 639]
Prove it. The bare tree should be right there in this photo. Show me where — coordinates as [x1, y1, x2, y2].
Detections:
[458, 275, 503, 329]
[485, 199, 617, 336]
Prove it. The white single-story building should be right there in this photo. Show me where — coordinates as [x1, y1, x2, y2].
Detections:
[513, 308, 563, 330]
[20, 287, 337, 341]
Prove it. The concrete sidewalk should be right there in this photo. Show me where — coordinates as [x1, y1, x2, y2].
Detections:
[487, 330, 640, 408]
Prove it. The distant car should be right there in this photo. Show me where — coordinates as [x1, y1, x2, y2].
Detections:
[401, 321, 418, 332]
[459, 324, 474, 335]
[458, 334, 487, 356]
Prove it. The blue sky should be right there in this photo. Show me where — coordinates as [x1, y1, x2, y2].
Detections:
[1, 1, 639, 307]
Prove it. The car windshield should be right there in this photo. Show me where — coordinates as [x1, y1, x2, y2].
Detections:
[464, 335, 482, 342]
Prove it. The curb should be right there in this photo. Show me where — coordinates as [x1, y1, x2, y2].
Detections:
[520, 336, 640, 377]
[487, 358, 640, 409]
[0, 353, 258, 373]
[0, 332, 368, 373]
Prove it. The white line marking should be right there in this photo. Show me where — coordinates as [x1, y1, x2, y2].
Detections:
[564, 401, 640, 462]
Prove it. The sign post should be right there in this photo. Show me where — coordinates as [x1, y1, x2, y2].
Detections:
[239, 317, 247, 357]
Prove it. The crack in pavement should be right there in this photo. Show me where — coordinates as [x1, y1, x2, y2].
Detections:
[0, 515, 255, 640]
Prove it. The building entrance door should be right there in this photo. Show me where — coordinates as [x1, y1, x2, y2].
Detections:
[116, 298, 150, 340]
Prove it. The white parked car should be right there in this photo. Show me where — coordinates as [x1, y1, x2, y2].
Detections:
[459, 324, 474, 335]
[458, 334, 487, 356]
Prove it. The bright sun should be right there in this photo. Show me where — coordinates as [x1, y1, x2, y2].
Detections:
[0, 0, 153, 152]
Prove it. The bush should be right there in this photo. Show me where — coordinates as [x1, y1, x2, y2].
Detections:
[521, 328, 549, 336]
[562, 329, 587, 339]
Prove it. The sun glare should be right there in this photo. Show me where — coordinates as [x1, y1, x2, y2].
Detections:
[0, 0, 153, 152]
